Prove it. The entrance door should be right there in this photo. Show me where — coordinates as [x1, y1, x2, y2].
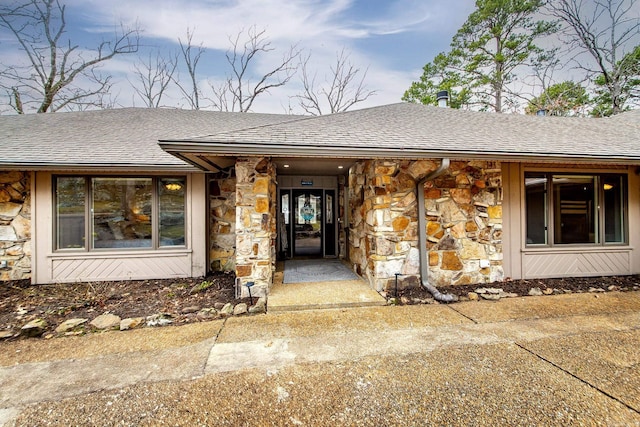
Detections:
[293, 189, 323, 257]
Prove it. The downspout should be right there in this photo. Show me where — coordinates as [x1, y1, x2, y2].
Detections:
[417, 159, 458, 302]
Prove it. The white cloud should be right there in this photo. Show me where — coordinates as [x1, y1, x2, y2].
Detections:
[4, 0, 477, 113]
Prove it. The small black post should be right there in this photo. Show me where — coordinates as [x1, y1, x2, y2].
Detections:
[246, 281, 255, 306]
[394, 273, 402, 298]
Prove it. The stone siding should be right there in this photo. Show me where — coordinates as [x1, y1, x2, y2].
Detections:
[0, 171, 31, 281]
[209, 174, 236, 272]
[347, 159, 503, 291]
[235, 158, 276, 297]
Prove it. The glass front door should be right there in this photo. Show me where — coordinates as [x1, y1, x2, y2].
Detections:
[278, 187, 337, 259]
[293, 190, 323, 256]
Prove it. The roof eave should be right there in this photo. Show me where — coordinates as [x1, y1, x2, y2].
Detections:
[0, 162, 201, 172]
[158, 141, 640, 166]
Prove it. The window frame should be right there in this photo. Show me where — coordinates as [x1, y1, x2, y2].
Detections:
[54, 175, 187, 252]
[523, 169, 628, 248]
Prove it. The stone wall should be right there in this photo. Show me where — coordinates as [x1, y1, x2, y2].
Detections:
[0, 171, 31, 281]
[235, 157, 276, 297]
[347, 159, 503, 292]
[209, 174, 236, 272]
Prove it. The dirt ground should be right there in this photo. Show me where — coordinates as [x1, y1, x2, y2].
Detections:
[0, 272, 239, 339]
[1, 272, 639, 339]
[400, 275, 640, 301]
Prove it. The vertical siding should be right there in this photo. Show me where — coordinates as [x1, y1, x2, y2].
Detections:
[501, 162, 522, 280]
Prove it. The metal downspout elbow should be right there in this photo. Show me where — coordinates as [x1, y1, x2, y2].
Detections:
[417, 159, 458, 303]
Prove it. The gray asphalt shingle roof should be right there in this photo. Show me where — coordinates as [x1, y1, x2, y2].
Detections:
[0, 108, 296, 170]
[1, 103, 639, 169]
[167, 103, 640, 163]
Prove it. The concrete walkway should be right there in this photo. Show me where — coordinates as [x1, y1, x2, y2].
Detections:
[1, 292, 639, 425]
[268, 259, 387, 311]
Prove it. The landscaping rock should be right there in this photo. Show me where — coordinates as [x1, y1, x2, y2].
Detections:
[467, 292, 479, 301]
[249, 297, 267, 314]
[528, 287, 543, 296]
[55, 318, 88, 334]
[219, 303, 234, 316]
[196, 308, 218, 320]
[498, 292, 519, 298]
[146, 314, 173, 327]
[0, 330, 14, 339]
[120, 317, 145, 331]
[476, 287, 503, 295]
[589, 287, 605, 293]
[480, 293, 500, 301]
[181, 306, 201, 314]
[233, 303, 248, 316]
[90, 313, 121, 330]
[542, 288, 554, 295]
[20, 318, 47, 337]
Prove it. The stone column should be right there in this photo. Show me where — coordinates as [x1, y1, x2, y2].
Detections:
[235, 157, 276, 297]
[209, 174, 237, 272]
[349, 160, 420, 292]
[0, 171, 31, 282]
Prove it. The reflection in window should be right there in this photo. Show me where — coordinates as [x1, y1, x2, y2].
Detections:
[92, 178, 153, 248]
[159, 178, 186, 246]
[603, 175, 625, 243]
[54, 176, 186, 251]
[553, 175, 596, 244]
[56, 177, 86, 249]
[525, 174, 547, 245]
[524, 172, 626, 246]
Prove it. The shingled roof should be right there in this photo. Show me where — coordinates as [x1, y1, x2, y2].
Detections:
[161, 103, 640, 165]
[0, 108, 296, 170]
[2, 104, 639, 170]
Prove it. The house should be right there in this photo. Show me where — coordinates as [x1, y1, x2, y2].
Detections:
[1, 103, 639, 300]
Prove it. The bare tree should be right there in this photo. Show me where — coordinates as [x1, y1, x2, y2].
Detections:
[174, 28, 205, 110]
[294, 49, 376, 116]
[209, 26, 301, 112]
[130, 51, 177, 108]
[548, 0, 640, 115]
[0, 0, 139, 113]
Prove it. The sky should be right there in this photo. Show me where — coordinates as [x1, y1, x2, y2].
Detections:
[2, 0, 638, 114]
[0, 0, 478, 113]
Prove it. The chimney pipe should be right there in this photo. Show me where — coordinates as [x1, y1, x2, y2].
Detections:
[436, 90, 449, 108]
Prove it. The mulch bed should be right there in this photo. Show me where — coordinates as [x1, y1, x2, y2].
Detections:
[2, 273, 639, 339]
[396, 275, 640, 302]
[0, 272, 239, 339]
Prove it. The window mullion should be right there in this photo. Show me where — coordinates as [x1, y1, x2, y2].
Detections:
[152, 177, 159, 249]
[547, 173, 553, 246]
[86, 177, 91, 252]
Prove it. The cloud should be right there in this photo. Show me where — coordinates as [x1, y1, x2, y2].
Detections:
[5, 0, 476, 113]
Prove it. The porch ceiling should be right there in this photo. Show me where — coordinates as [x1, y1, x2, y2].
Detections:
[179, 153, 355, 175]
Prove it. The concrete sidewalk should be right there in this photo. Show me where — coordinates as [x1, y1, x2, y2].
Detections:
[1, 292, 639, 426]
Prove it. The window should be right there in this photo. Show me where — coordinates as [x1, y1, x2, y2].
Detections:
[525, 172, 626, 246]
[55, 176, 186, 250]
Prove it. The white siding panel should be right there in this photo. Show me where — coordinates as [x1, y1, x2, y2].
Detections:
[522, 250, 631, 279]
[51, 253, 192, 282]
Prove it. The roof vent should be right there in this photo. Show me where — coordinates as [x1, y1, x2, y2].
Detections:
[436, 90, 449, 108]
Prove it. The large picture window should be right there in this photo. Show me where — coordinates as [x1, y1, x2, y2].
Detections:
[525, 172, 626, 246]
[55, 176, 186, 250]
